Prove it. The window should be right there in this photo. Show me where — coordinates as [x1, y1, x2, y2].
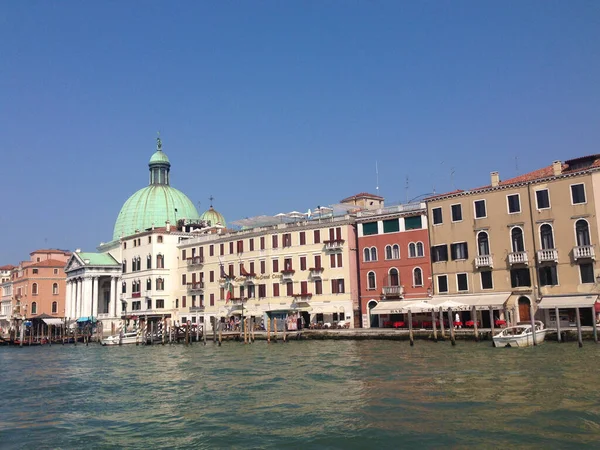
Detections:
[474, 200, 486, 219]
[370, 247, 377, 261]
[451, 204, 463, 222]
[182, 250, 187, 260]
[314, 255, 322, 269]
[385, 245, 393, 260]
[457, 273, 468, 291]
[331, 279, 345, 294]
[286, 282, 294, 296]
[31, 302, 37, 314]
[450, 242, 468, 260]
[209, 245, 214, 256]
[576, 220, 591, 247]
[413, 268, 423, 287]
[314, 279, 323, 295]
[383, 219, 400, 233]
[156, 278, 164, 291]
[300, 232, 306, 245]
[540, 224, 555, 249]
[392, 244, 400, 259]
[146, 278, 151, 291]
[432, 207, 443, 225]
[367, 272, 376, 290]
[229, 242, 234, 254]
[437, 275, 448, 293]
[32, 283, 38, 295]
[273, 283, 280, 297]
[313, 230, 321, 244]
[272, 259, 279, 272]
[156, 299, 165, 309]
[404, 216, 422, 230]
[52, 283, 58, 295]
[249, 238, 254, 251]
[148, 236, 152, 243]
[416, 242, 424, 257]
[156, 254, 164, 269]
[260, 261, 266, 274]
[282, 233, 292, 247]
[182, 274, 187, 286]
[511, 227, 525, 253]
[571, 183, 586, 204]
[54, 268, 59, 275]
[258, 284, 266, 298]
[32, 268, 38, 274]
[219, 243, 224, 256]
[362, 222, 378, 236]
[284, 258, 293, 271]
[122, 282, 126, 294]
[539, 266, 558, 286]
[507, 194, 521, 213]
[580, 263, 595, 284]
[300, 256, 307, 271]
[363, 248, 371, 262]
[431, 245, 448, 262]
[536, 189, 550, 209]
[122, 260, 127, 273]
[182, 296, 187, 308]
[388, 268, 399, 286]
[157, 236, 163, 243]
[52, 301, 57, 313]
[510, 268, 531, 288]
[477, 232, 490, 256]
[409, 243, 416, 258]
[481, 271, 493, 290]
[237, 240, 244, 253]
[147, 255, 152, 269]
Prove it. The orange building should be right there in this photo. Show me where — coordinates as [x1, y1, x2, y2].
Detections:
[12, 249, 71, 319]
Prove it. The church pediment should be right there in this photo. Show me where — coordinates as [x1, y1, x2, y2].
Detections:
[64, 254, 84, 273]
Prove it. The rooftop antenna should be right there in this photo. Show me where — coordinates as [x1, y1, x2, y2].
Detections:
[209, 195, 214, 208]
[515, 155, 519, 175]
[405, 175, 409, 203]
[450, 167, 456, 190]
[196, 201, 201, 211]
[375, 161, 379, 196]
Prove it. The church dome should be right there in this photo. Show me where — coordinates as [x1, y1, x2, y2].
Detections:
[112, 136, 199, 240]
[200, 206, 226, 228]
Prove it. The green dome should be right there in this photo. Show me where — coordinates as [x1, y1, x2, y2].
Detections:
[200, 206, 227, 228]
[149, 150, 170, 165]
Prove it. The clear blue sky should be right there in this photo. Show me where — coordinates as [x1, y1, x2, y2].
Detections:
[1, 1, 599, 263]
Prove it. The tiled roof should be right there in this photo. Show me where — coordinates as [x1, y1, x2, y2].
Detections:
[30, 249, 71, 255]
[340, 192, 385, 202]
[0, 264, 15, 271]
[29, 259, 68, 268]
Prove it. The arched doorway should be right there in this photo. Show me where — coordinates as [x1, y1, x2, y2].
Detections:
[367, 300, 379, 328]
[518, 297, 531, 322]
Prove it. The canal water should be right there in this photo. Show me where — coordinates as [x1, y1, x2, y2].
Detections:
[1, 340, 599, 449]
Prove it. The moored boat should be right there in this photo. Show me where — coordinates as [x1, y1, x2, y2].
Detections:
[493, 321, 546, 348]
[101, 331, 139, 346]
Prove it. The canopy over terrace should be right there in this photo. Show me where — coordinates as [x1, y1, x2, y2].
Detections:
[537, 294, 599, 309]
[371, 299, 437, 314]
[431, 293, 511, 311]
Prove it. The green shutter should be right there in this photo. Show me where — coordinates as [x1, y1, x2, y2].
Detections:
[362, 222, 378, 236]
[383, 219, 400, 233]
[404, 216, 422, 230]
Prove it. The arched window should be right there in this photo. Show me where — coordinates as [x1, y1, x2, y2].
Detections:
[540, 224, 554, 249]
[52, 283, 58, 295]
[576, 220, 591, 247]
[52, 301, 57, 314]
[147, 255, 152, 269]
[392, 244, 400, 259]
[363, 248, 371, 262]
[175, 298, 179, 308]
[122, 282, 126, 294]
[131, 258, 136, 271]
[370, 247, 377, 261]
[409, 243, 416, 258]
[122, 260, 127, 273]
[511, 227, 525, 252]
[416, 242, 424, 257]
[477, 232, 490, 256]
[156, 254, 164, 269]
[156, 278, 164, 291]
[367, 271, 376, 290]
[146, 278, 152, 291]
[385, 245, 393, 260]
[32, 283, 38, 295]
[31, 302, 37, 314]
[389, 268, 400, 286]
[413, 267, 423, 287]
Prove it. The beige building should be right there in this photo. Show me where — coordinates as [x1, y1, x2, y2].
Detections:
[426, 155, 600, 327]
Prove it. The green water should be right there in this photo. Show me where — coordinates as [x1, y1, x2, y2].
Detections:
[1, 340, 599, 449]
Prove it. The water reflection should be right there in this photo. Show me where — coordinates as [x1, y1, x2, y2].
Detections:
[0, 341, 599, 448]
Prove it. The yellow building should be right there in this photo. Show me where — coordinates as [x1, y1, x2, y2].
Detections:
[426, 155, 600, 328]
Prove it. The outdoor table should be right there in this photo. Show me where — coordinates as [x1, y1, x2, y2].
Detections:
[495, 320, 507, 327]
[422, 321, 433, 328]
[453, 321, 463, 327]
[465, 320, 480, 327]
[393, 321, 405, 328]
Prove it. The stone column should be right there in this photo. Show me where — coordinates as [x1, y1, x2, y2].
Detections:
[81, 277, 90, 318]
[65, 280, 72, 319]
[71, 279, 78, 319]
[111, 276, 119, 318]
[75, 279, 82, 319]
[92, 276, 99, 318]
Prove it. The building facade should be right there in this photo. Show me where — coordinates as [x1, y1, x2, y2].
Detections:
[426, 155, 600, 327]
[0, 265, 15, 333]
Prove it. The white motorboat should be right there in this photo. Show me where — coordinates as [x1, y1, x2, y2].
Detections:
[493, 321, 547, 348]
[101, 331, 139, 346]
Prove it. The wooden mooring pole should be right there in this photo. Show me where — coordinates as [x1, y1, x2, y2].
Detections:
[592, 306, 598, 344]
[267, 317, 271, 343]
[273, 317, 278, 342]
[448, 308, 456, 346]
[530, 302, 537, 347]
[408, 310, 414, 346]
[489, 306, 495, 339]
[431, 309, 437, 342]
[555, 306, 562, 343]
[218, 321, 222, 346]
[213, 318, 217, 343]
[575, 307, 583, 348]
[439, 307, 445, 340]
[472, 306, 479, 342]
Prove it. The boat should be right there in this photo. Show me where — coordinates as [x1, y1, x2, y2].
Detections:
[101, 331, 139, 346]
[493, 321, 547, 348]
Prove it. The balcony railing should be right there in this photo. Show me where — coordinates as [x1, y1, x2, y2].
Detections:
[132, 292, 141, 298]
[475, 255, 493, 268]
[324, 239, 345, 251]
[189, 305, 205, 312]
[186, 256, 204, 266]
[309, 267, 324, 278]
[281, 269, 295, 280]
[508, 251, 528, 265]
[574, 245, 595, 260]
[292, 292, 313, 301]
[187, 282, 205, 292]
[382, 285, 404, 298]
[537, 249, 558, 263]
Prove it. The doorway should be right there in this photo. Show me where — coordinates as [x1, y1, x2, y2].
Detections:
[368, 300, 379, 328]
[518, 297, 531, 322]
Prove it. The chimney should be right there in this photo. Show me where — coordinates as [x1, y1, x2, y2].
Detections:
[166, 220, 171, 232]
[552, 160, 562, 176]
[490, 171, 500, 187]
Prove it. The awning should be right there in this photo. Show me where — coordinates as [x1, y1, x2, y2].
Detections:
[431, 293, 510, 310]
[371, 300, 437, 314]
[42, 318, 64, 326]
[76, 316, 98, 323]
[538, 295, 599, 309]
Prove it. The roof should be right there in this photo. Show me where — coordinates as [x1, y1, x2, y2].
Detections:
[149, 149, 170, 165]
[77, 252, 120, 266]
[0, 264, 15, 271]
[340, 192, 384, 203]
[200, 206, 227, 228]
[29, 259, 68, 268]
[427, 154, 600, 201]
[30, 249, 71, 255]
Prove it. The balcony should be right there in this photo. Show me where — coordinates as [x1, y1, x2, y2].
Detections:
[537, 249, 558, 263]
[574, 245, 595, 260]
[508, 251, 529, 265]
[187, 282, 205, 292]
[324, 239, 345, 251]
[292, 292, 313, 301]
[382, 285, 404, 298]
[475, 255, 493, 268]
[132, 292, 141, 298]
[189, 305, 205, 312]
[309, 267, 324, 278]
[280, 269, 295, 280]
[186, 256, 204, 266]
